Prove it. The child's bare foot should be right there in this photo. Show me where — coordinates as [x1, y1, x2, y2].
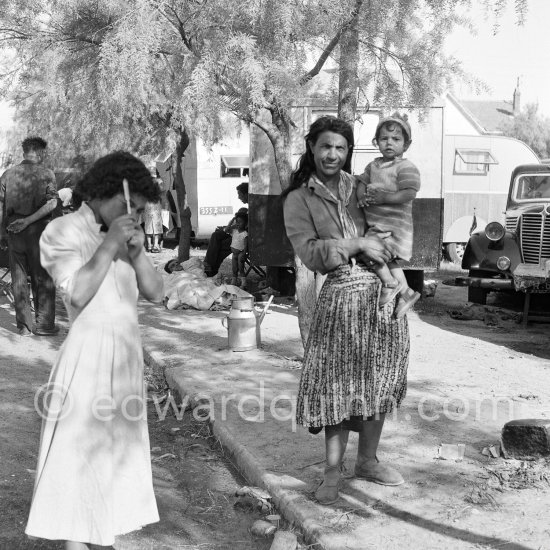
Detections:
[394, 287, 421, 319]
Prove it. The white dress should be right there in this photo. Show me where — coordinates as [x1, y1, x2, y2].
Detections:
[25, 203, 159, 545]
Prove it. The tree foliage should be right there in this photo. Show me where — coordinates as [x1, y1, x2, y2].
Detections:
[1, 0, 530, 158]
[500, 103, 550, 159]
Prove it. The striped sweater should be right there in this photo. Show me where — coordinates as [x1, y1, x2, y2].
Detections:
[361, 157, 420, 261]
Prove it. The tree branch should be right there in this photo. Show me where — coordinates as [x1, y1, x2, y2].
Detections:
[300, 0, 363, 86]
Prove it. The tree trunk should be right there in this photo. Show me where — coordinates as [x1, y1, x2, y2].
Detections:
[338, 0, 361, 126]
[259, 110, 318, 345]
[174, 127, 192, 263]
[268, 119, 292, 192]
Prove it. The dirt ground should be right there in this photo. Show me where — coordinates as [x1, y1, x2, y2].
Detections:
[2, 247, 550, 549]
[148, 248, 550, 548]
[0, 277, 281, 549]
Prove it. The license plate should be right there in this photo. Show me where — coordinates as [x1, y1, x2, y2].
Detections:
[199, 206, 233, 215]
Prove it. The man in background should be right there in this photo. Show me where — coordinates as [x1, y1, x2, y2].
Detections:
[0, 137, 59, 336]
[203, 182, 248, 277]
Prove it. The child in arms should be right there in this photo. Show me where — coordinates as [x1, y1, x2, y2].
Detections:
[357, 113, 421, 319]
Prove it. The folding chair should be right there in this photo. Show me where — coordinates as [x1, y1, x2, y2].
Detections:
[243, 254, 266, 278]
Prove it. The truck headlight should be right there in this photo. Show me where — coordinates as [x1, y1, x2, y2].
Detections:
[485, 222, 505, 241]
[497, 256, 511, 271]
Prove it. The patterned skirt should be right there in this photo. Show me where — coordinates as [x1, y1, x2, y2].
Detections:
[296, 263, 410, 428]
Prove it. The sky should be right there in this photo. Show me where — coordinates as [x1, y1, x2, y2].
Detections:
[445, 0, 550, 115]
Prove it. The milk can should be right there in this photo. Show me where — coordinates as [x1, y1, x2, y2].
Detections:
[221, 297, 261, 351]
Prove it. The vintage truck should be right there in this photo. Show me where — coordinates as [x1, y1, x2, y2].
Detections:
[458, 163, 550, 311]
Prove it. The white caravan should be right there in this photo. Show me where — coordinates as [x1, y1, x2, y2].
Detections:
[442, 134, 540, 262]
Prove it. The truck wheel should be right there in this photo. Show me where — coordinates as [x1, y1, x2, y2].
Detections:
[444, 242, 466, 264]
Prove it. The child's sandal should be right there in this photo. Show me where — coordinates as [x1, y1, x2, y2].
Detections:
[379, 280, 402, 307]
[394, 288, 421, 319]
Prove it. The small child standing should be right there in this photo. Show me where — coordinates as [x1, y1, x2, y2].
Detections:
[230, 212, 248, 288]
[357, 113, 421, 319]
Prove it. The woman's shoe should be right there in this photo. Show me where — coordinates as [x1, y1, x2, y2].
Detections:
[315, 466, 341, 505]
[394, 288, 421, 319]
[151, 246, 160, 253]
[379, 280, 402, 307]
[354, 459, 404, 486]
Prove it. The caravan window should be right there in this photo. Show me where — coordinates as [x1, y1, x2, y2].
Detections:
[454, 149, 498, 175]
[221, 155, 249, 178]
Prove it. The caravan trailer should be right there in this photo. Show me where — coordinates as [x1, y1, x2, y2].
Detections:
[158, 131, 250, 241]
[442, 134, 540, 262]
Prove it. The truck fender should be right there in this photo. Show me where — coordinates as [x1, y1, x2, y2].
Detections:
[461, 231, 522, 272]
[444, 215, 488, 245]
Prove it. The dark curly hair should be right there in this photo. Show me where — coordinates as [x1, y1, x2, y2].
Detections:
[22, 136, 48, 153]
[73, 151, 161, 208]
[235, 212, 248, 226]
[281, 116, 354, 197]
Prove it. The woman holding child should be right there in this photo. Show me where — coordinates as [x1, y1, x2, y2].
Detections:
[282, 115, 412, 505]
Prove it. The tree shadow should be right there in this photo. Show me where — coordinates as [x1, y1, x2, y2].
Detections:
[342, 482, 535, 550]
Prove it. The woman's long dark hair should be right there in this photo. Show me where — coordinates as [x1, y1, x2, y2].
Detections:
[281, 116, 355, 197]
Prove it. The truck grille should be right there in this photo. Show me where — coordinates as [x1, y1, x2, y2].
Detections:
[520, 212, 550, 264]
[505, 216, 518, 232]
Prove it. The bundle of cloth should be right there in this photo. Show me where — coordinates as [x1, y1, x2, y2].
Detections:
[162, 257, 252, 310]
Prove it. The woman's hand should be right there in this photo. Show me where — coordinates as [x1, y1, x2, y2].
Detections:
[105, 215, 143, 253]
[357, 233, 395, 265]
[127, 224, 146, 261]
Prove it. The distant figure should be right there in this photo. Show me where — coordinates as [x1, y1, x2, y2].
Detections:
[356, 113, 421, 318]
[0, 136, 59, 336]
[203, 181, 248, 276]
[143, 169, 165, 253]
[229, 211, 248, 288]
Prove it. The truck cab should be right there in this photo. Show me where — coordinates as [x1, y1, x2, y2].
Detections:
[459, 164, 550, 303]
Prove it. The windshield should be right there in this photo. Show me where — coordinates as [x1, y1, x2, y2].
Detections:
[513, 173, 550, 201]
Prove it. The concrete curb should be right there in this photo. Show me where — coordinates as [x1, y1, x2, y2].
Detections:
[143, 344, 340, 550]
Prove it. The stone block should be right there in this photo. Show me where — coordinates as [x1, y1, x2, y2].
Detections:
[501, 419, 550, 459]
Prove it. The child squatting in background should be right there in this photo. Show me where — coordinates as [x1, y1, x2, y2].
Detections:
[357, 113, 421, 319]
[230, 211, 248, 288]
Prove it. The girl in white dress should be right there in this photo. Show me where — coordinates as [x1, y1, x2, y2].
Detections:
[25, 151, 164, 549]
